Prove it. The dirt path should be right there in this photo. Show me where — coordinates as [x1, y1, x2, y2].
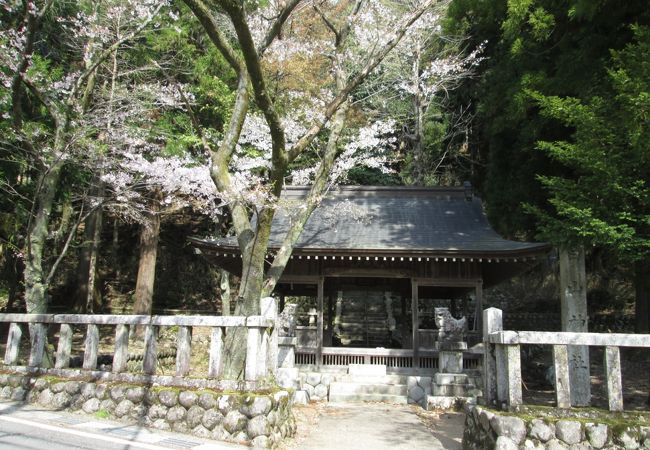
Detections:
[280, 402, 464, 450]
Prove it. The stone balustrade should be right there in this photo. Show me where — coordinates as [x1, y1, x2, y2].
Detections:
[482, 307, 650, 412]
[0, 297, 278, 386]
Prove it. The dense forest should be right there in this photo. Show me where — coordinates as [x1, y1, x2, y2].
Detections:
[1, 0, 649, 375]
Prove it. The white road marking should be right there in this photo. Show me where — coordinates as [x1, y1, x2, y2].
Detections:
[0, 414, 168, 449]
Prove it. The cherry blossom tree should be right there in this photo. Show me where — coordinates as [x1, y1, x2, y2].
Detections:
[1, 0, 165, 318]
[181, 0, 442, 377]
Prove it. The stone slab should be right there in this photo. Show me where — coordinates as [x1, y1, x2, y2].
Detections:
[427, 395, 476, 410]
[348, 364, 386, 377]
[434, 373, 469, 385]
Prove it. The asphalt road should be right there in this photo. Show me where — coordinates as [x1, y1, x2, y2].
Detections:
[0, 401, 245, 450]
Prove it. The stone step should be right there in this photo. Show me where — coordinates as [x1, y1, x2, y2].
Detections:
[329, 381, 408, 397]
[338, 322, 388, 328]
[432, 383, 476, 397]
[328, 392, 408, 404]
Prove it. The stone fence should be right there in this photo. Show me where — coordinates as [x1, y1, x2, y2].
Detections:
[0, 297, 278, 389]
[483, 307, 650, 412]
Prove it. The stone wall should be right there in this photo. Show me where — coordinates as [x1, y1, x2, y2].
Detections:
[0, 373, 295, 449]
[298, 371, 336, 401]
[463, 405, 650, 449]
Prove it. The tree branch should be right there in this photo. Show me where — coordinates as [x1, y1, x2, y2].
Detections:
[287, 0, 437, 162]
[20, 76, 65, 129]
[218, 0, 287, 196]
[182, 0, 243, 73]
[10, 0, 55, 129]
[68, 2, 165, 105]
[258, 0, 303, 55]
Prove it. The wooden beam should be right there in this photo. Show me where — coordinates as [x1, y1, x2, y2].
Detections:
[475, 281, 483, 332]
[316, 277, 324, 368]
[411, 279, 419, 370]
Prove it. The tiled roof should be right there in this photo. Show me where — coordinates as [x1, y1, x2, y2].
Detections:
[193, 186, 549, 257]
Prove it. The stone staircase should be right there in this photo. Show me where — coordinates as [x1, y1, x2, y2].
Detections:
[328, 364, 409, 404]
[338, 292, 391, 347]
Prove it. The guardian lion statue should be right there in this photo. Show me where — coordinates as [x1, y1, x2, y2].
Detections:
[434, 307, 467, 343]
[278, 304, 298, 337]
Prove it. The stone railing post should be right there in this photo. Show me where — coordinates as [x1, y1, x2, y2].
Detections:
[143, 324, 158, 375]
[261, 297, 278, 377]
[55, 324, 73, 369]
[83, 324, 99, 369]
[604, 346, 623, 411]
[483, 308, 502, 406]
[552, 344, 571, 408]
[4, 323, 22, 365]
[28, 323, 47, 367]
[175, 326, 192, 376]
[246, 326, 262, 381]
[208, 327, 223, 377]
[113, 324, 129, 373]
[504, 343, 522, 408]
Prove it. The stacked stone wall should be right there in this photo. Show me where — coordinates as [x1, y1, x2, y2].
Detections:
[298, 371, 336, 401]
[0, 373, 295, 449]
[463, 405, 650, 449]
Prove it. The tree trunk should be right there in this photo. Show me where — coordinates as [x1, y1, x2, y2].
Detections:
[221, 228, 269, 379]
[634, 260, 650, 333]
[411, 42, 425, 185]
[76, 203, 103, 313]
[559, 246, 591, 406]
[133, 202, 161, 317]
[24, 157, 64, 315]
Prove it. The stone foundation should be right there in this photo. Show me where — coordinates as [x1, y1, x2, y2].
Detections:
[297, 371, 337, 401]
[463, 404, 650, 449]
[0, 372, 295, 449]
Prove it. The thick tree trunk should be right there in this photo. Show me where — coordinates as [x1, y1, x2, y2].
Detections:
[24, 157, 64, 315]
[634, 261, 650, 333]
[133, 203, 161, 316]
[221, 240, 267, 379]
[559, 246, 591, 406]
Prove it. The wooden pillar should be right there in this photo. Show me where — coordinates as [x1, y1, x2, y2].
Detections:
[475, 281, 483, 333]
[326, 293, 334, 346]
[316, 277, 324, 368]
[559, 246, 591, 406]
[411, 279, 419, 370]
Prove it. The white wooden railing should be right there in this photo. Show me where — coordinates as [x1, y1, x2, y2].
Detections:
[483, 307, 650, 411]
[296, 346, 482, 373]
[0, 297, 277, 384]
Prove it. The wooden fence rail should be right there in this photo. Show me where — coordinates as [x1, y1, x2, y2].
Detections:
[482, 307, 650, 411]
[0, 297, 277, 383]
